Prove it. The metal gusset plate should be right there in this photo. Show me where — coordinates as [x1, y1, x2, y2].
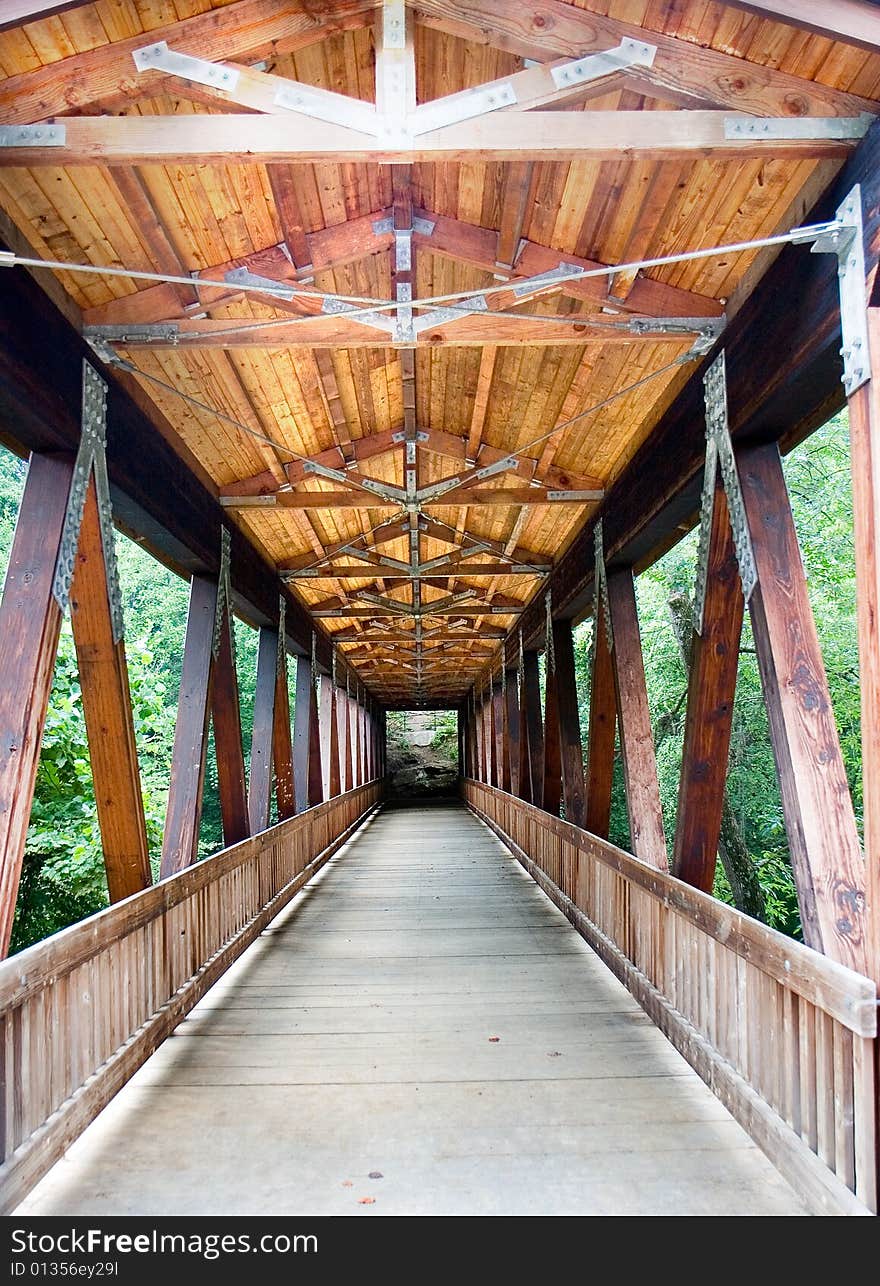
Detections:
[703, 351, 757, 604]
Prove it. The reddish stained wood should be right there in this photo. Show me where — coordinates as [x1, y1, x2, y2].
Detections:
[211, 607, 250, 847]
[606, 570, 667, 870]
[318, 675, 334, 802]
[343, 693, 354, 793]
[520, 650, 544, 805]
[543, 657, 562, 818]
[673, 481, 745, 892]
[247, 627, 277, 834]
[0, 455, 72, 955]
[272, 650, 295, 821]
[493, 685, 509, 792]
[550, 620, 587, 829]
[847, 307, 880, 986]
[585, 599, 617, 839]
[160, 576, 216, 878]
[292, 653, 311, 813]
[70, 478, 151, 902]
[505, 668, 520, 798]
[738, 443, 867, 974]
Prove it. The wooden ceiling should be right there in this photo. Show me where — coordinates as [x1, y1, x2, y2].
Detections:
[0, 0, 878, 706]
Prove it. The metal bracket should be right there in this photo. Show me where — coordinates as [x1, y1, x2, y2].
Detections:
[693, 433, 719, 637]
[628, 315, 727, 342]
[546, 489, 604, 502]
[212, 527, 232, 660]
[223, 266, 297, 300]
[510, 261, 584, 297]
[372, 213, 435, 238]
[550, 37, 656, 89]
[273, 83, 380, 135]
[703, 350, 757, 604]
[0, 123, 65, 148]
[406, 80, 518, 136]
[132, 41, 240, 92]
[84, 323, 180, 347]
[724, 113, 872, 142]
[52, 362, 125, 643]
[810, 182, 871, 394]
[382, 0, 406, 49]
[593, 519, 613, 653]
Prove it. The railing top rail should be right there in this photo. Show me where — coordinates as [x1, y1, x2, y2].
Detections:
[465, 780, 877, 1037]
[0, 781, 377, 1012]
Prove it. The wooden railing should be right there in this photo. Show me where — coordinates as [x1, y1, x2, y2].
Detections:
[0, 779, 382, 1213]
[464, 780, 878, 1216]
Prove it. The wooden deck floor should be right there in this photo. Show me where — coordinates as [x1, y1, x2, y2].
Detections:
[19, 802, 805, 1216]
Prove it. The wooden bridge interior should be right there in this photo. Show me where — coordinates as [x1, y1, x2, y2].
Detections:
[0, 0, 879, 1217]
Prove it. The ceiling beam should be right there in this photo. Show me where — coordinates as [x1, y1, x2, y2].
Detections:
[719, 1, 880, 51]
[500, 117, 880, 671]
[0, 0, 379, 125]
[412, 0, 877, 117]
[220, 486, 597, 509]
[3, 110, 867, 168]
[286, 562, 545, 577]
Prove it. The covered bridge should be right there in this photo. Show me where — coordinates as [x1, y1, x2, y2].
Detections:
[0, 0, 878, 1216]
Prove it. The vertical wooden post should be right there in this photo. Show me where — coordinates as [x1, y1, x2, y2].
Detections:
[505, 669, 520, 797]
[292, 653, 311, 813]
[329, 684, 341, 797]
[542, 654, 562, 816]
[272, 643, 295, 820]
[520, 650, 544, 804]
[319, 674, 333, 800]
[551, 619, 587, 828]
[739, 442, 867, 971]
[498, 680, 512, 792]
[585, 602, 617, 838]
[483, 694, 494, 785]
[247, 626, 277, 834]
[342, 690, 354, 792]
[847, 307, 880, 988]
[493, 683, 506, 790]
[672, 480, 744, 891]
[0, 454, 73, 954]
[307, 665, 324, 805]
[210, 605, 250, 846]
[161, 575, 216, 877]
[70, 477, 151, 901]
[606, 570, 667, 870]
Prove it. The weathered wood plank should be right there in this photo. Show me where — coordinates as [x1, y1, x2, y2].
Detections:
[247, 627, 277, 835]
[0, 454, 72, 955]
[551, 620, 587, 829]
[70, 477, 152, 902]
[607, 571, 667, 871]
[672, 482, 744, 892]
[585, 604, 617, 839]
[739, 443, 867, 975]
[211, 609, 250, 847]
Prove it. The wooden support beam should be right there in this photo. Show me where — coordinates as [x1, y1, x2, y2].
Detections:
[584, 606, 617, 840]
[0, 454, 71, 955]
[847, 307, 880, 987]
[520, 651, 544, 806]
[606, 570, 667, 870]
[739, 443, 867, 973]
[505, 669, 520, 798]
[319, 675, 334, 801]
[551, 619, 587, 829]
[335, 686, 348, 793]
[414, 0, 876, 116]
[494, 683, 509, 792]
[160, 576, 216, 878]
[211, 606, 250, 847]
[672, 482, 744, 892]
[272, 646, 296, 821]
[6, 111, 864, 168]
[247, 626, 277, 834]
[542, 657, 562, 817]
[0, 0, 379, 123]
[70, 477, 152, 902]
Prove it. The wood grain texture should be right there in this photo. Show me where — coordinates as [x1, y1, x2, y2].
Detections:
[739, 443, 867, 976]
[520, 651, 544, 806]
[70, 477, 151, 902]
[0, 454, 71, 955]
[211, 608, 250, 847]
[272, 652, 295, 821]
[672, 483, 745, 892]
[247, 627, 277, 834]
[551, 619, 587, 829]
[585, 602, 617, 839]
[160, 577, 216, 879]
[607, 570, 667, 871]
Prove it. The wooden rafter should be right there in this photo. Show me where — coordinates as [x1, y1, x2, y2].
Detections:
[720, 1, 880, 50]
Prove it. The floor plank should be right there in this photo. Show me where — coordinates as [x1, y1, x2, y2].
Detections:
[17, 801, 806, 1216]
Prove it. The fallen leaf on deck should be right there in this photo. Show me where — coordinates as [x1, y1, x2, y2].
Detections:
[369, 1171, 384, 1179]
[358, 1196, 376, 1205]
[488, 1036, 500, 1043]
